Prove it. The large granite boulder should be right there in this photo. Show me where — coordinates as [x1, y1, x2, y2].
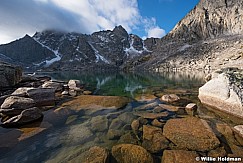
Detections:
[0, 62, 22, 87]
[42, 81, 63, 92]
[163, 117, 220, 151]
[1, 96, 35, 111]
[11, 87, 55, 106]
[26, 88, 55, 106]
[199, 68, 243, 118]
[1, 107, 43, 127]
[112, 144, 153, 163]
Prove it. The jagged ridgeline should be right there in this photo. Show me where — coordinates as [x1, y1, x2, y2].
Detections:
[0, 0, 242, 71]
[0, 26, 151, 71]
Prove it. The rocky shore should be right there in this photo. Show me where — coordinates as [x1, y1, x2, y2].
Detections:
[1, 62, 243, 162]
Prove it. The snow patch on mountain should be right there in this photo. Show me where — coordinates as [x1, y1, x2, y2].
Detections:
[89, 42, 110, 64]
[33, 38, 62, 66]
[125, 37, 151, 56]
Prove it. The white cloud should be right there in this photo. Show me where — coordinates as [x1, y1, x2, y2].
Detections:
[142, 17, 166, 39]
[0, 0, 165, 44]
[147, 27, 166, 38]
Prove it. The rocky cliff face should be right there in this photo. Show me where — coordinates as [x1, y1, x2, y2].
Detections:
[0, 26, 150, 71]
[0, 0, 242, 71]
[125, 0, 243, 71]
[166, 0, 243, 41]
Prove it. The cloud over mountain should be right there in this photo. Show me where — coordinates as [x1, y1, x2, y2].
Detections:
[0, 0, 165, 44]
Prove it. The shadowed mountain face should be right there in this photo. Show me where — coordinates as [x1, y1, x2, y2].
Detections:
[0, 0, 242, 71]
[0, 26, 151, 71]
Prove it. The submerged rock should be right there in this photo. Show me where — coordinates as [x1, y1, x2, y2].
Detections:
[1, 107, 43, 127]
[64, 123, 94, 145]
[61, 95, 130, 112]
[199, 69, 243, 118]
[162, 150, 202, 163]
[142, 125, 169, 153]
[112, 144, 153, 163]
[163, 117, 220, 151]
[161, 94, 180, 103]
[133, 111, 169, 119]
[90, 115, 108, 132]
[74, 146, 109, 163]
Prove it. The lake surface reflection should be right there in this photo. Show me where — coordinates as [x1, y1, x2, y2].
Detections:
[0, 71, 212, 162]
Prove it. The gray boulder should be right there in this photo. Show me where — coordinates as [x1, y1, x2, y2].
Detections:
[1, 107, 43, 127]
[0, 62, 22, 87]
[199, 69, 243, 118]
[42, 81, 63, 92]
[26, 88, 55, 106]
[1, 96, 35, 111]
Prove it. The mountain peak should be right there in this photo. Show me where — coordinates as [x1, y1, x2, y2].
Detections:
[113, 25, 128, 38]
[166, 0, 243, 41]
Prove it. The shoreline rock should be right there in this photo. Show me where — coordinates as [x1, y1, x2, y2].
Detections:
[163, 117, 220, 151]
[199, 68, 243, 118]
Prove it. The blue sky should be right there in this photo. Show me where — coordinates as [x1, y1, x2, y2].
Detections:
[0, 0, 199, 44]
[136, 0, 199, 36]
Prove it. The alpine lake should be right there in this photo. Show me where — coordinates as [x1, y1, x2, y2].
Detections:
[0, 71, 243, 162]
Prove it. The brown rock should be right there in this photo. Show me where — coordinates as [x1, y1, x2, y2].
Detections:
[142, 125, 169, 153]
[233, 125, 243, 146]
[163, 117, 220, 151]
[135, 94, 157, 102]
[90, 115, 108, 132]
[161, 94, 180, 103]
[75, 146, 109, 163]
[159, 104, 185, 114]
[151, 119, 164, 128]
[134, 111, 169, 119]
[109, 118, 125, 130]
[208, 147, 227, 158]
[138, 117, 148, 125]
[162, 150, 202, 163]
[134, 102, 159, 111]
[83, 90, 92, 95]
[118, 132, 139, 145]
[131, 119, 140, 133]
[112, 144, 153, 163]
[107, 129, 124, 140]
[61, 95, 130, 111]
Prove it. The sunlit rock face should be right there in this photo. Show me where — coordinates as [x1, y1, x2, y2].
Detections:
[123, 0, 243, 71]
[166, 0, 243, 41]
[199, 68, 243, 118]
